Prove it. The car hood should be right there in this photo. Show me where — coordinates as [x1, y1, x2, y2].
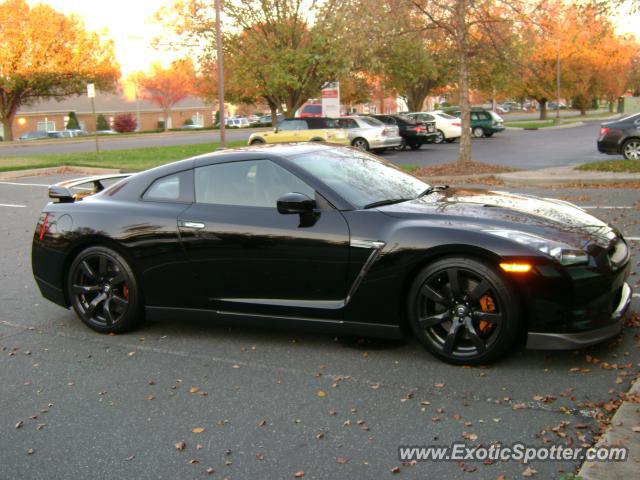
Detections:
[378, 188, 618, 248]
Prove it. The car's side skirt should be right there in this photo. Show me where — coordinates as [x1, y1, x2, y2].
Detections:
[146, 306, 403, 339]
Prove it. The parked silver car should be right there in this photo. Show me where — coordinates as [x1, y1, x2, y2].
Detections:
[337, 116, 403, 152]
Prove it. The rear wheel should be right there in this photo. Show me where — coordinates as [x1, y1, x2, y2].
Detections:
[394, 138, 407, 151]
[472, 127, 485, 138]
[67, 246, 141, 333]
[434, 130, 445, 144]
[407, 257, 521, 365]
[445, 138, 457, 143]
[622, 139, 640, 160]
[250, 138, 265, 145]
[485, 132, 494, 138]
[351, 137, 370, 151]
[409, 141, 422, 150]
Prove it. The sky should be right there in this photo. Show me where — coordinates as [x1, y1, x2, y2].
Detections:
[27, 0, 181, 77]
[27, 0, 640, 78]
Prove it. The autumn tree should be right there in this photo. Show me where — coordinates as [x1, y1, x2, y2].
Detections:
[158, 0, 356, 124]
[0, 0, 119, 140]
[138, 58, 196, 131]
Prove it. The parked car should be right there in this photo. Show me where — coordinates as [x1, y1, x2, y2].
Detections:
[95, 130, 119, 135]
[297, 103, 322, 117]
[446, 108, 506, 138]
[257, 113, 285, 127]
[547, 101, 567, 110]
[19, 131, 49, 141]
[226, 117, 251, 128]
[597, 113, 640, 160]
[180, 124, 204, 130]
[336, 116, 402, 152]
[406, 111, 462, 144]
[371, 114, 437, 150]
[33, 143, 631, 364]
[47, 130, 75, 138]
[248, 117, 349, 145]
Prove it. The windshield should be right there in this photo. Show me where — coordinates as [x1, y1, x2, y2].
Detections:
[290, 148, 429, 209]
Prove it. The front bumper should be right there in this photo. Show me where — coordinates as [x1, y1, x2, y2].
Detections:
[526, 282, 631, 349]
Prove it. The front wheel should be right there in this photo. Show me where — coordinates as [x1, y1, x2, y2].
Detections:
[407, 257, 521, 365]
[445, 138, 457, 143]
[409, 141, 422, 150]
[394, 138, 407, 151]
[472, 127, 485, 138]
[67, 246, 142, 333]
[622, 139, 640, 160]
[485, 132, 494, 138]
[250, 138, 265, 145]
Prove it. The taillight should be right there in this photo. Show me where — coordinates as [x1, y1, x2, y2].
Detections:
[412, 126, 426, 133]
[39, 213, 49, 241]
[600, 127, 610, 136]
[452, 122, 461, 127]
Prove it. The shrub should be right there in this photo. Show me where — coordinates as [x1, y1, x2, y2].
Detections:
[157, 120, 165, 130]
[96, 114, 110, 131]
[66, 111, 80, 130]
[183, 118, 194, 126]
[113, 113, 137, 133]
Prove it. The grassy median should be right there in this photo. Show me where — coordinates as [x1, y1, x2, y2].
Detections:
[576, 159, 640, 173]
[0, 141, 247, 173]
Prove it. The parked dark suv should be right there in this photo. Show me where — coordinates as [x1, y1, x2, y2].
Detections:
[597, 113, 640, 160]
[371, 114, 437, 150]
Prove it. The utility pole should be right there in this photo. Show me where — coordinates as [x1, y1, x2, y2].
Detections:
[215, 0, 226, 149]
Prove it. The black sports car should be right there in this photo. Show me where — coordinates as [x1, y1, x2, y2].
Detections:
[597, 112, 640, 160]
[32, 144, 632, 364]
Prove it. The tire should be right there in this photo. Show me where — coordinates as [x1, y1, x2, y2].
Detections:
[67, 246, 142, 334]
[434, 130, 445, 144]
[445, 138, 456, 143]
[485, 132, 494, 137]
[409, 141, 422, 150]
[372, 148, 386, 154]
[472, 127, 485, 138]
[394, 138, 407, 151]
[407, 257, 521, 365]
[250, 138, 265, 145]
[622, 138, 640, 160]
[351, 137, 370, 151]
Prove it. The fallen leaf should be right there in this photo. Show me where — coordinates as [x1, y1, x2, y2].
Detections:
[125, 455, 135, 461]
[317, 390, 327, 398]
[294, 471, 305, 478]
[188, 459, 199, 464]
[192, 427, 205, 433]
[315, 432, 325, 439]
[632, 426, 640, 433]
[336, 456, 349, 464]
[189, 387, 200, 394]
[257, 420, 267, 427]
[206, 467, 214, 475]
[127, 351, 136, 357]
[27, 448, 34, 455]
[435, 383, 445, 388]
[256, 452, 265, 460]
[145, 395, 155, 401]
[522, 466, 537, 477]
[175, 441, 186, 451]
[15, 420, 23, 429]
[196, 444, 204, 450]
[512, 403, 527, 410]
[391, 466, 401, 474]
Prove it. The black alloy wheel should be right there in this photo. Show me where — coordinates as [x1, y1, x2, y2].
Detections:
[408, 257, 520, 364]
[68, 246, 141, 333]
[434, 130, 445, 144]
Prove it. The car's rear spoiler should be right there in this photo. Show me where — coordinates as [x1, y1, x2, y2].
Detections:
[48, 173, 132, 202]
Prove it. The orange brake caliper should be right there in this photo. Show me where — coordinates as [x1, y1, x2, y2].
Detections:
[478, 294, 496, 334]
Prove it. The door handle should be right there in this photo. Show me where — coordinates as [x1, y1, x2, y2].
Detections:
[180, 221, 205, 229]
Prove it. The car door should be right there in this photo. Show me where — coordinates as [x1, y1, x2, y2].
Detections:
[177, 158, 350, 318]
[265, 119, 307, 143]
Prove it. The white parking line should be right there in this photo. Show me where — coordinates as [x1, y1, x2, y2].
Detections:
[0, 203, 26, 208]
[0, 181, 48, 187]
[633, 293, 640, 298]
[626, 237, 640, 241]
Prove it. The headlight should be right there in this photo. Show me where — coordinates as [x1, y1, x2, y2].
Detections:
[484, 230, 589, 266]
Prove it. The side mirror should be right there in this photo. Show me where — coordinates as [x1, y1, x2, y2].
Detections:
[277, 192, 315, 214]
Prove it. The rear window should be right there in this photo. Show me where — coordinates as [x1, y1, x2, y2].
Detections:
[307, 118, 339, 129]
[359, 117, 384, 127]
[302, 104, 322, 114]
[395, 115, 417, 125]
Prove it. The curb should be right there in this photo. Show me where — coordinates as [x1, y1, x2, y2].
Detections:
[505, 121, 586, 131]
[577, 376, 640, 479]
[0, 166, 121, 181]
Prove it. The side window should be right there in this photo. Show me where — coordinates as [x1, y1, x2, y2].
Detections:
[279, 120, 307, 131]
[143, 170, 193, 202]
[338, 119, 358, 129]
[195, 160, 315, 208]
[471, 112, 479, 121]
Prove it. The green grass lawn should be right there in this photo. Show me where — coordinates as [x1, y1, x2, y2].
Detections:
[505, 119, 583, 129]
[0, 141, 246, 173]
[575, 159, 640, 173]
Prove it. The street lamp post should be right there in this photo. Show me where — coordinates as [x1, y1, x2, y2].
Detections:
[555, 29, 561, 125]
[215, 0, 226, 149]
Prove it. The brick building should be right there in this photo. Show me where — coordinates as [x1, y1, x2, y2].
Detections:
[6, 92, 215, 138]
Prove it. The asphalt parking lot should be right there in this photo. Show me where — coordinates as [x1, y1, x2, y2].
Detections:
[1, 174, 638, 479]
